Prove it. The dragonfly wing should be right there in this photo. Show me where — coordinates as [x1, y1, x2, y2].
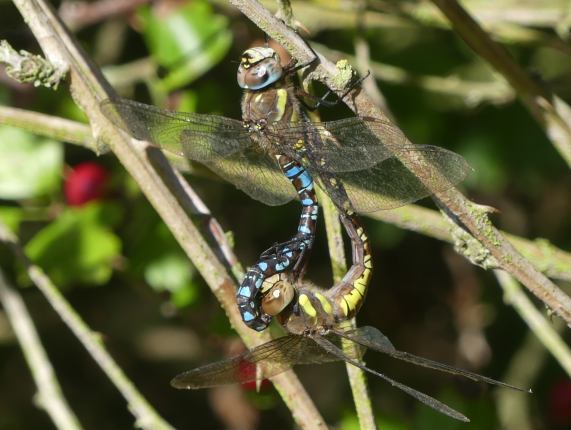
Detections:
[269, 117, 406, 173]
[338, 326, 526, 392]
[171, 334, 342, 389]
[100, 98, 253, 162]
[101, 98, 296, 206]
[311, 334, 470, 422]
[205, 148, 297, 206]
[334, 145, 472, 212]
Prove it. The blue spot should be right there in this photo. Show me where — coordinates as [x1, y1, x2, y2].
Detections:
[257, 262, 268, 271]
[301, 198, 314, 206]
[237, 287, 251, 298]
[243, 312, 254, 321]
[285, 166, 301, 178]
[298, 225, 311, 234]
[275, 262, 286, 271]
[285, 251, 293, 258]
[298, 172, 312, 188]
[255, 278, 263, 288]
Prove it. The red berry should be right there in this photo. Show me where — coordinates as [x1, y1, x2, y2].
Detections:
[548, 379, 571, 425]
[237, 359, 270, 391]
[64, 162, 108, 206]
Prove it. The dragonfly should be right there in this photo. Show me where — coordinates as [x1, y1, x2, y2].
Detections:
[100, 46, 471, 330]
[171, 270, 528, 423]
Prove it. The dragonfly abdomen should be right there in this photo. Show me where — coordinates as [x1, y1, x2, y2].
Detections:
[236, 157, 319, 331]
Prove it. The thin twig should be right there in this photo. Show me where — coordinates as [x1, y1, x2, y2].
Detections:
[369, 205, 571, 283]
[11, 1, 326, 428]
[59, 0, 151, 31]
[431, 0, 571, 167]
[275, 0, 293, 26]
[353, 0, 391, 114]
[495, 270, 571, 376]
[0, 223, 174, 430]
[313, 42, 514, 107]
[228, 0, 571, 327]
[0, 268, 82, 430]
[387, 0, 571, 55]
[495, 322, 563, 430]
[316, 189, 377, 430]
[0, 105, 94, 149]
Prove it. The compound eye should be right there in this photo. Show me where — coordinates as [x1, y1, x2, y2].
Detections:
[261, 280, 295, 316]
[253, 65, 269, 81]
[237, 58, 283, 89]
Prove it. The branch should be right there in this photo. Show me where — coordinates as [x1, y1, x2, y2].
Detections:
[313, 42, 514, 108]
[495, 320, 563, 430]
[0, 105, 94, 149]
[228, 0, 571, 326]
[431, 0, 571, 167]
[59, 0, 151, 31]
[0, 223, 172, 430]
[10, 0, 326, 428]
[495, 270, 571, 376]
[368, 205, 571, 282]
[0, 40, 67, 89]
[317, 188, 376, 429]
[0, 268, 82, 430]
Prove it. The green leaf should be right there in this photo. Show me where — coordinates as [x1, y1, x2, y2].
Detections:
[139, 0, 232, 91]
[145, 253, 198, 307]
[0, 206, 23, 234]
[25, 204, 121, 288]
[0, 126, 63, 199]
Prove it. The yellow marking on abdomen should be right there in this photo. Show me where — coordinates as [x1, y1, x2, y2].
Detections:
[343, 289, 363, 312]
[274, 88, 288, 122]
[338, 297, 349, 316]
[364, 254, 373, 269]
[298, 294, 317, 318]
[314, 293, 333, 315]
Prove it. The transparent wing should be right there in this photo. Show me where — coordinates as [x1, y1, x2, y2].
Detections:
[100, 98, 253, 162]
[311, 334, 470, 422]
[334, 146, 472, 212]
[268, 116, 407, 173]
[336, 326, 526, 392]
[269, 117, 472, 212]
[171, 334, 342, 389]
[205, 148, 297, 206]
[101, 98, 296, 206]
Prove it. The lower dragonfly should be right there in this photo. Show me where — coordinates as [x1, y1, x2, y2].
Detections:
[171, 212, 528, 422]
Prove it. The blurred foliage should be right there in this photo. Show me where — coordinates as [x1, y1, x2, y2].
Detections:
[0, 126, 62, 200]
[138, 1, 232, 92]
[25, 203, 121, 288]
[1, 0, 570, 429]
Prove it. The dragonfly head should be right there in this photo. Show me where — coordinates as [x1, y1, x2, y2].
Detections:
[261, 276, 295, 316]
[237, 47, 283, 90]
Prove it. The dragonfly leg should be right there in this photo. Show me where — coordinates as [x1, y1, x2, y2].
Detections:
[296, 70, 371, 111]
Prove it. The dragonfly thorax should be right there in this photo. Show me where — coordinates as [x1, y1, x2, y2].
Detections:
[242, 118, 268, 133]
[237, 47, 283, 90]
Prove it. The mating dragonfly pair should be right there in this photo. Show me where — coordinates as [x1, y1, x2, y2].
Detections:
[101, 46, 526, 422]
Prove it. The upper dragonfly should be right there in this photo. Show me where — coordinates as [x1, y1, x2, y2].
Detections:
[100, 47, 471, 215]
